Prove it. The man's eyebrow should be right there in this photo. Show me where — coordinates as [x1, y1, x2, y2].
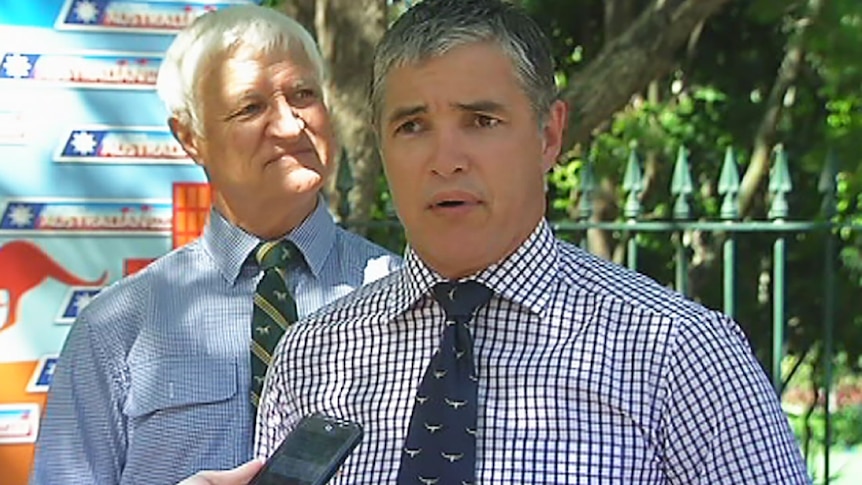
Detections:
[287, 77, 320, 89]
[386, 105, 427, 126]
[230, 89, 257, 101]
[227, 76, 319, 98]
[454, 100, 506, 113]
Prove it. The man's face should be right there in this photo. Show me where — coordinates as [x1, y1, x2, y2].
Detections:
[379, 42, 567, 279]
[173, 46, 334, 237]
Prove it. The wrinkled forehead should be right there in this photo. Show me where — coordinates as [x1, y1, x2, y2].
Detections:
[374, 40, 519, 119]
[201, 44, 319, 89]
[223, 42, 317, 76]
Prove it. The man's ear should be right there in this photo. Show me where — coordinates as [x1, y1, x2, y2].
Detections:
[168, 117, 204, 167]
[540, 99, 569, 173]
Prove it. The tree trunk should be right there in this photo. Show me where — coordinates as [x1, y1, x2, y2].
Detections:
[276, 0, 315, 34]
[314, 0, 387, 230]
[738, 0, 823, 217]
[604, 0, 637, 41]
[562, 0, 734, 149]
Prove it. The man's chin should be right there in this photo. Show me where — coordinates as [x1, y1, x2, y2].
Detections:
[280, 175, 325, 196]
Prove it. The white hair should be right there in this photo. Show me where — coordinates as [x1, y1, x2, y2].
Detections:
[156, 4, 324, 136]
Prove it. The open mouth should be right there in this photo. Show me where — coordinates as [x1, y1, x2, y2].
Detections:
[428, 191, 480, 211]
[436, 200, 466, 208]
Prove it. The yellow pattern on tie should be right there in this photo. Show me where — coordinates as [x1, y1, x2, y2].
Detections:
[250, 240, 299, 410]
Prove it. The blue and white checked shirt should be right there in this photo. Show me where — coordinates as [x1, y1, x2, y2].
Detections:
[255, 219, 810, 484]
[30, 197, 401, 485]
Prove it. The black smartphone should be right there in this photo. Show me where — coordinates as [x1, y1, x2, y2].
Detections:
[249, 412, 364, 485]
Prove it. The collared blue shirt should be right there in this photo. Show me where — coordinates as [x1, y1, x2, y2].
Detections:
[256, 219, 809, 484]
[30, 198, 401, 485]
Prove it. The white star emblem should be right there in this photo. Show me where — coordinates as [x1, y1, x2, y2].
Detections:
[73, 292, 95, 311]
[74, 0, 99, 23]
[2, 54, 32, 78]
[70, 131, 97, 155]
[7, 204, 34, 227]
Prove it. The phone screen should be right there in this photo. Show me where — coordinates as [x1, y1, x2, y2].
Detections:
[251, 413, 363, 485]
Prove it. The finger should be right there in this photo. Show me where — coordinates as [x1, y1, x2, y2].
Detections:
[202, 459, 265, 484]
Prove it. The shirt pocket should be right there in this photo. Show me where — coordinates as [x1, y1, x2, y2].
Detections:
[123, 356, 238, 418]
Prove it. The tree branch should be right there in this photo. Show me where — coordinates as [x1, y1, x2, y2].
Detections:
[738, 0, 823, 217]
[561, 0, 734, 149]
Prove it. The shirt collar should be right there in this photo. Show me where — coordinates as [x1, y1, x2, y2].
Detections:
[391, 219, 558, 318]
[201, 195, 336, 284]
[287, 195, 336, 278]
[202, 209, 260, 285]
[480, 219, 557, 315]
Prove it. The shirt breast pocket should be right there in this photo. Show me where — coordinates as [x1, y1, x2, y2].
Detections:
[123, 357, 238, 420]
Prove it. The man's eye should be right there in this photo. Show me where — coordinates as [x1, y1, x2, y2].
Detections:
[290, 89, 319, 107]
[296, 88, 316, 99]
[227, 103, 264, 120]
[394, 120, 423, 136]
[473, 115, 500, 128]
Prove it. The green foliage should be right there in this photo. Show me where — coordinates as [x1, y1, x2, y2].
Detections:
[789, 407, 862, 453]
[523, 0, 862, 369]
[259, 0, 284, 8]
[788, 406, 862, 482]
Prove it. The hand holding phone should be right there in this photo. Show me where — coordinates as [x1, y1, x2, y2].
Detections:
[250, 413, 363, 485]
[176, 459, 264, 485]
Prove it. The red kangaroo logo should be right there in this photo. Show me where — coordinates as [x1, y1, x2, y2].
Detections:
[0, 240, 108, 332]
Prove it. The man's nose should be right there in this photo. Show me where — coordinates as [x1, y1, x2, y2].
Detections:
[268, 98, 305, 137]
[429, 127, 467, 177]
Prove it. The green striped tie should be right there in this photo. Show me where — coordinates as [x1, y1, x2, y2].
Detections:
[250, 240, 299, 410]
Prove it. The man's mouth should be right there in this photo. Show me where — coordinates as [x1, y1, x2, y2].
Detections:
[268, 148, 315, 164]
[435, 200, 466, 208]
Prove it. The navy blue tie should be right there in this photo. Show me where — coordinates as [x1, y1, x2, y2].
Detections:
[397, 280, 493, 485]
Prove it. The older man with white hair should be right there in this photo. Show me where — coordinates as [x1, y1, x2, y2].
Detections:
[30, 5, 399, 485]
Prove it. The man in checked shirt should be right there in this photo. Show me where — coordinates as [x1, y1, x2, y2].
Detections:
[250, 0, 812, 483]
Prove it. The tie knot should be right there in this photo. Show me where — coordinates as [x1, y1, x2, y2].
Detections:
[254, 240, 298, 271]
[432, 280, 492, 321]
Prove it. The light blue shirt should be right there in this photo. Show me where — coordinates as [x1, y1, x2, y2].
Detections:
[30, 198, 401, 485]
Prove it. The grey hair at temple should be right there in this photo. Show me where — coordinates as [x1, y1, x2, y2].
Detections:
[370, 0, 558, 128]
